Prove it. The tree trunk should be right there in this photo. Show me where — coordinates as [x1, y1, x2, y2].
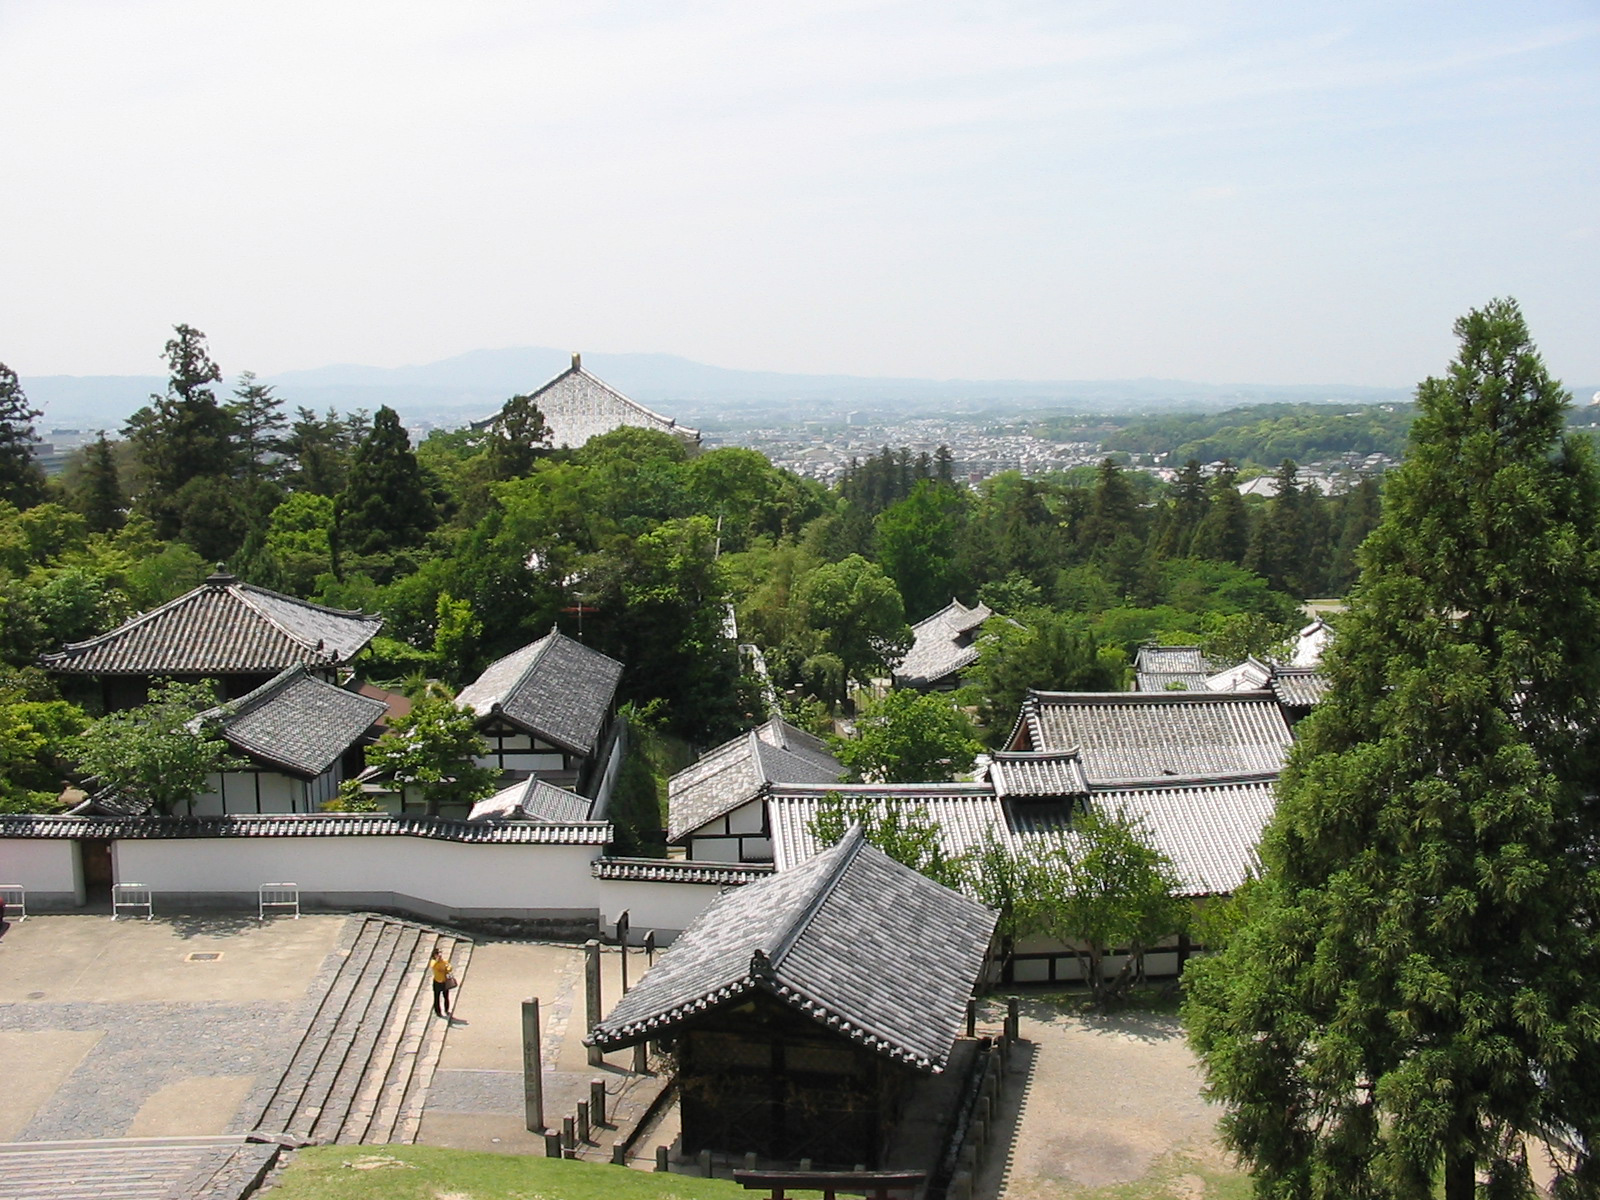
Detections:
[1444, 1148, 1475, 1200]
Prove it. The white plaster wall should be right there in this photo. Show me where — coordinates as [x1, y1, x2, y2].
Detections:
[594, 876, 730, 941]
[114, 838, 601, 915]
[0, 840, 80, 896]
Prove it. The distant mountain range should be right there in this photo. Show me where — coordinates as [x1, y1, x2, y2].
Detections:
[20, 345, 1429, 430]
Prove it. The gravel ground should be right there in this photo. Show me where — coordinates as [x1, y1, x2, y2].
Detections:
[978, 994, 1239, 1199]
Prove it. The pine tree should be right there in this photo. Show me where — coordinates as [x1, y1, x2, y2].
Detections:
[226, 371, 287, 489]
[335, 405, 437, 558]
[1184, 299, 1600, 1199]
[483, 393, 551, 481]
[123, 324, 236, 539]
[72, 432, 125, 533]
[1190, 461, 1250, 565]
[0, 364, 47, 510]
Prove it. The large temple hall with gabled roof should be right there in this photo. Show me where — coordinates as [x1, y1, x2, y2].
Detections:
[471, 352, 700, 451]
[41, 567, 384, 709]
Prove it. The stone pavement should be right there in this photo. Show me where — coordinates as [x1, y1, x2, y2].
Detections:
[417, 939, 672, 1165]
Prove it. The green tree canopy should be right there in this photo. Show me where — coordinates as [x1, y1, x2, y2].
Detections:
[795, 554, 912, 689]
[70, 680, 241, 815]
[834, 688, 980, 784]
[965, 611, 1121, 744]
[1025, 807, 1187, 1007]
[1184, 299, 1600, 1199]
[363, 695, 498, 817]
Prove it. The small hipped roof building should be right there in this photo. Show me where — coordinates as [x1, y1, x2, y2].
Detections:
[42, 568, 382, 707]
[589, 825, 996, 1165]
[667, 717, 843, 858]
[456, 627, 624, 795]
[894, 598, 995, 690]
[184, 666, 388, 816]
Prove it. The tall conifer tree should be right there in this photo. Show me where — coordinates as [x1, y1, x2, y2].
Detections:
[1185, 299, 1600, 1198]
[0, 364, 47, 509]
[335, 405, 437, 558]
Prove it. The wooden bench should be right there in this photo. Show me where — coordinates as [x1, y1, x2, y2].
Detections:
[732, 1169, 925, 1200]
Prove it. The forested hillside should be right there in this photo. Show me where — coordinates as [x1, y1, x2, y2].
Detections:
[1, 328, 1387, 813]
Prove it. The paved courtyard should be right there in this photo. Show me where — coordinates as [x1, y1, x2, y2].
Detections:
[0, 913, 345, 1142]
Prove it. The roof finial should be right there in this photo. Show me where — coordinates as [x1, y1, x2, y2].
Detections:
[571, 351, 581, 370]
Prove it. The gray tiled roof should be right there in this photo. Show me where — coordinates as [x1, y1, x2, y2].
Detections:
[1270, 666, 1329, 710]
[1133, 645, 1214, 692]
[1204, 657, 1273, 693]
[472, 362, 700, 448]
[591, 858, 776, 885]
[987, 751, 1090, 798]
[894, 599, 995, 688]
[193, 667, 386, 777]
[589, 826, 996, 1071]
[41, 570, 382, 676]
[457, 628, 624, 756]
[667, 717, 843, 841]
[1012, 690, 1292, 783]
[469, 776, 594, 823]
[0, 813, 614, 844]
[765, 775, 1276, 897]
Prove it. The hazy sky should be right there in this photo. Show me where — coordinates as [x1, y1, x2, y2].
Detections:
[2, 2, 1596, 387]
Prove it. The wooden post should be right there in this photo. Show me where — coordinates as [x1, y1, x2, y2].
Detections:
[577, 1100, 590, 1144]
[616, 909, 631, 994]
[1006, 995, 1020, 1041]
[522, 998, 544, 1133]
[590, 1079, 607, 1127]
[632, 1040, 649, 1074]
[966, 997, 976, 1038]
[562, 1115, 575, 1151]
[585, 939, 604, 1067]
[655, 1145, 669, 1172]
[544, 1131, 562, 1157]
[644, 928, 657, 966]
[611, 1144, 627, 1164]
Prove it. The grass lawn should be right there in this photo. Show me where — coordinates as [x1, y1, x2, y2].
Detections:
[1049, 1151, 1253, 1200]
[262, 1145, 812, 1200]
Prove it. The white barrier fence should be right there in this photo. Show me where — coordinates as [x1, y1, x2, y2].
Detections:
[111, 882, 154, 920]
[258, 882, 301, 921]
[0, 883, 25, 921]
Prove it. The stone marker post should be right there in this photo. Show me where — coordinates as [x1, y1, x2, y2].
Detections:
[616, 909, 631, 994]
[585, 939, 604, 1067]
[522, 998, 544, 1133]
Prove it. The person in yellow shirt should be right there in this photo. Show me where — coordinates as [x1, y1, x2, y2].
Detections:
[430, 949, 453, 1018]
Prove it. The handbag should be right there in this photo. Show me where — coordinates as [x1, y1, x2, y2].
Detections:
[444, 973, 459, 990]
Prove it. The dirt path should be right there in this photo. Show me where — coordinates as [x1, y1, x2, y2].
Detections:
[978, 995, 1235, 1199]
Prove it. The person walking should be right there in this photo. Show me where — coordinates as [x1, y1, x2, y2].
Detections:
[429, 948, 454, 1018]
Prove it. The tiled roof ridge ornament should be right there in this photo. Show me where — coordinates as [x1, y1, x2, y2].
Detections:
[205, 563, 236, 586]
[749, 947, 776, 980]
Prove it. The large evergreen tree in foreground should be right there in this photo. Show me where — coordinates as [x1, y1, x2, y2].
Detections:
[1185, 300, 1600, 1198]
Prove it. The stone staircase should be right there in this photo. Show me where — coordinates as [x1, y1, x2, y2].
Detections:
[249, 914, 473, 1147]
[0, 1137, 275, 1200]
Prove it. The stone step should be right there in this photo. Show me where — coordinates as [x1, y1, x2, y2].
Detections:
[388, 937, 474, 1144]
[301, 923, 425, 1142]
[0, 1138, 251, 1200]
[250, 915, 474, 1147]
[334, 931, 440, 1145]
[254, 916, 388, 1134]
[284, 919, 409, 1141]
